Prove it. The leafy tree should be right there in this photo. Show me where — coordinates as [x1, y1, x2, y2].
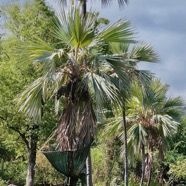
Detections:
[162, 116, 186, 184]
[0, 1, 58, 185]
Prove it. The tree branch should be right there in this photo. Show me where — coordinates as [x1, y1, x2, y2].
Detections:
[7, 125, 30, 150]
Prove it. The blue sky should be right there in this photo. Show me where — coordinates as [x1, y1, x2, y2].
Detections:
[46, 0, 186, 100]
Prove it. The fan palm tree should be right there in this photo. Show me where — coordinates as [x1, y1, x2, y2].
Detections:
[99, 43, 157, 186]
[53, 1, 128, 184]
[105, 80, 183, 186]
[108, 42, 157, 186]
[127, 80, 183, 186]
[16, 5, 157, 186]
[16, 6, 133, 186]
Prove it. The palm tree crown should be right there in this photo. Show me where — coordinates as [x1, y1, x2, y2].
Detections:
[16, 5, 157, 152]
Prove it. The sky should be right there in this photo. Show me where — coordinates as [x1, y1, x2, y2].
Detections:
[46, 0, 186, 101]
[91, 0, 186, 101]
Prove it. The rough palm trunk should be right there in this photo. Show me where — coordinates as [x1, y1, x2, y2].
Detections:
[147, 150, 153, 186]
[147, 169, 152, 186]
[26, 128, 38, 186]
[140, 143, 145, 186]
[158, 144, 164, 185]
[86, 151, 93, 186]
[122, 106, 128, 186]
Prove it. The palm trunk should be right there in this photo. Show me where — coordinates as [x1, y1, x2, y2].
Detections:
[26, 128, 38, 186]
[158, 144, 164, 185]
[86, 151, 93, 186]
[147, 150, 153, 186]
[70, 177, 78, 186]
[81, 0, 86, 18]
[140, 143, 145, 186]
[147, 169, 152, 186]
[1, 159, 4, 173]
[122, 106, 128, 186]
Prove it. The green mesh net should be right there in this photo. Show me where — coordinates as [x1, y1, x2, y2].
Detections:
[43, 146, 90, 177]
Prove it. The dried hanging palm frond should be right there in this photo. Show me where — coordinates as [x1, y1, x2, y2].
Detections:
[145, 151, 153, 178]
[78, 100, 97, 148]
[56, 102, 77, 151]
[55, 76, 95, 151]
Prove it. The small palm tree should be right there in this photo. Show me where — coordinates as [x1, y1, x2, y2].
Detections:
[105, 80, 183, 186]
[127, 80, 183, 186]
[100, 43, 157, 185]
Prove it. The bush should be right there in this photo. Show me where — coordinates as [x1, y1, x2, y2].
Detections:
[35, 153, 65, 185]
[0, 179, 8, 186]
[1, 159, 26, 185]
[168, 159, 186, 182]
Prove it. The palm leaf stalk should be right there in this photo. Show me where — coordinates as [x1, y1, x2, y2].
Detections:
[122, 104, 129, 186]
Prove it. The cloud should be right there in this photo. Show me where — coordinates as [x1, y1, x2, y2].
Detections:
[91, 0, 186, 100]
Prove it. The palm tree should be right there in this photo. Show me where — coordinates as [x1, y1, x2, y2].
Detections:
[15, 5, 137, 186]
[127, 80, 183, 186]
[105, 80, 183, 185]
[54, 1, 129, 184]
[108, 42, 157, 186]
[100, 43, 157, 185]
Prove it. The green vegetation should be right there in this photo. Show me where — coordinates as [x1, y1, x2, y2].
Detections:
[0, 0, 185, 186]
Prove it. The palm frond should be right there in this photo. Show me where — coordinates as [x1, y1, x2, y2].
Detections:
[130, 43, 159, 63]
[162, 97, 184, 119]
[15, 69, 67, 122]
[85, 72, 121, 109]
[20, 38, 55, 62]
[101, 0, 128, 7]
[154, 114, 179, 137]
[105, 116, 123, 138]
[134, 69, 153, 98]
[96, 19, 135, 43]
[15, 78, 44, 123]
[127, 123, 147, 154]
[109, 43, 129, 54]
[53, 6, 96, 47]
